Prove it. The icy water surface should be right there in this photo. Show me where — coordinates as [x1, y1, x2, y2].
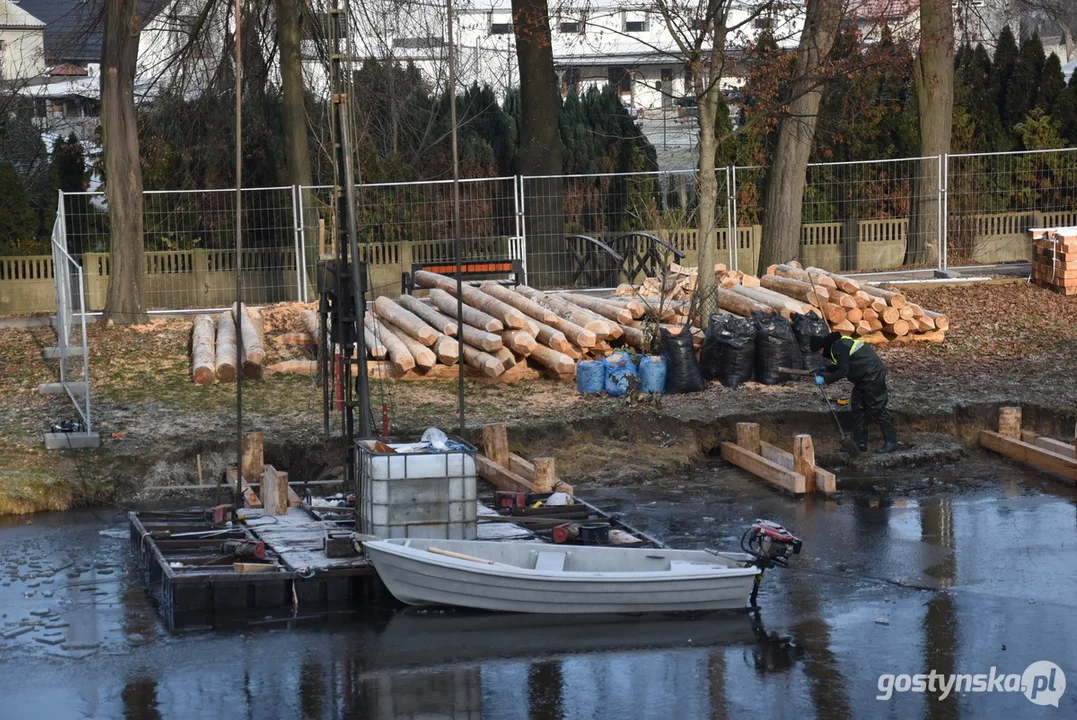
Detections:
[0, 458, 1075, 719]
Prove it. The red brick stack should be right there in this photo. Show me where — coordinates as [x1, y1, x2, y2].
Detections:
[1031, 227, 1077, 296]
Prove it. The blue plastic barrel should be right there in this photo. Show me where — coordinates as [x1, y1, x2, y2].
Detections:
[639, 355, 667, 394]
[576, 360, 605, 394]
[603, 353, 638, 397]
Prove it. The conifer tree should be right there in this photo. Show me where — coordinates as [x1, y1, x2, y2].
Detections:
[1038, 53, 1066, 109]
[0, 162, 39, 255]
[993, 26, 1019, 132]
[1007, 32, 1045, 130]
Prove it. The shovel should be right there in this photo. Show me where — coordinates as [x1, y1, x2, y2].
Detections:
[778, 366, 862, 457]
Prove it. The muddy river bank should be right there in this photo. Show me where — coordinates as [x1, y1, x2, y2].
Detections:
[1, 454, 1075, 719]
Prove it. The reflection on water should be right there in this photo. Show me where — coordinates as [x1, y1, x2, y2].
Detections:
[4, 465, 1077, 719]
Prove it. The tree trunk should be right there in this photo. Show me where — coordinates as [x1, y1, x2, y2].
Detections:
[512, 0, 565, 287]
[274, 0, 316, 298]
[101, 0, 146, 323]
[905, 0, 954, 266]
[758, 0, 844, 269]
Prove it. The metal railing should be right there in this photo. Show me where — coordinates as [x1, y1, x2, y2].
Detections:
[21, 146, 1075, 313]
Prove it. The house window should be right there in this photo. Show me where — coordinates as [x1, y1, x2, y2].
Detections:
[490, 22, 513, 35]
[624, 19, 647, 32]
[562, 67, 581, 94]
[559, 21, 583, 33]
[608, 66, 632, 94]
[753, 17, 773, 30]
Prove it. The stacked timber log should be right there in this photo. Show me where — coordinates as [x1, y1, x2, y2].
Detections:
[1031, 227, 1077, 296]
[618, 261, 947, 344]
[191, 304, 267, 384]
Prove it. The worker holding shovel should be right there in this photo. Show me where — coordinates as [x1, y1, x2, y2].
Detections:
[809, 332, 899, 454]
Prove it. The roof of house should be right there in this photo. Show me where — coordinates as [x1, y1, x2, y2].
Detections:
[0, 0, 46, 29]
[17, 0, 168, 64]
[848, 0, 919, 21]
[48, 62, 89, 76]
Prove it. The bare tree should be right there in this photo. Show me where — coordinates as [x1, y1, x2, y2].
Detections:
[757, 0, 844, 268]
[905, 0, 954, 265]
[512, 0, 566, 284]
[101, 0, 147, 323]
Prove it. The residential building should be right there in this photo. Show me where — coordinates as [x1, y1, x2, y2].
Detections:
[0, 0, 45, 81]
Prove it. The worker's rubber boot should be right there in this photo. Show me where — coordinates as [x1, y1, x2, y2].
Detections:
[856, 443, 868, 453]
[875, 441, 900, 454]
[876, 426, 899, 454]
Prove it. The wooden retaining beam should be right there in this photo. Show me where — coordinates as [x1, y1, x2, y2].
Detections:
[719, 423, 835, 495]
[476, 424, 573, 494]
[979, 407, 1077, 485]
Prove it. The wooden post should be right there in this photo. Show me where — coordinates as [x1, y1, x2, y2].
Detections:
[793, 435, 816, 494]
[241, 432, 264, 486]
[1073, 420, 1076, 460]
[534, 457, 556, 493]
[736, 423, 761, 456]
[482, 424, 509, 467]
[261, 465, 288, 516]
[998, 407, 1022, 438]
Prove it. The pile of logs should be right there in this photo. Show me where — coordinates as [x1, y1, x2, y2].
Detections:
[190, 304, 266, 385]
[619, 262, 948, 344]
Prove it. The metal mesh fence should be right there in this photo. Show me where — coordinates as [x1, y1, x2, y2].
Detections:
[301, 177, 520, 299]
[946, 148, 1077, 268]
[521, 170, 712, 290]
[61, 187, 302, 310]
[39, 149, 1077, 313]
[50, 214, 92, 434]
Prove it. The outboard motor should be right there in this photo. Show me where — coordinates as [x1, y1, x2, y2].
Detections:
[741, 520, 802, 606]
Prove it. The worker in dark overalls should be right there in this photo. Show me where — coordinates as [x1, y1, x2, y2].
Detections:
[809, 332, 899, 453]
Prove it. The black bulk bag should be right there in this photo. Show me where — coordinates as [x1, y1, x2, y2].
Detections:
[698, 313, 730, 381]
[714, 315, 757, 387]
[791, 311, 830, 373]
[752, 311, 800, 384]
[661, 327, 706, 393]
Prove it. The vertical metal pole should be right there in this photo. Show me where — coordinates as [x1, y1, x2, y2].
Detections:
[729, 165, 739, 272]
[291, 185, 304, 302]
[77, 264, 91, 434]
[941, 153, 949, 271]
[725, 166, 735, 274]
[448, 0, 465, 438]
[517, 176, 529, 285]
[234, 0, 245, 509]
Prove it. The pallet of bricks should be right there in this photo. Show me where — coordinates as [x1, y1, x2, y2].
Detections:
[1031, 226, 1077, 296]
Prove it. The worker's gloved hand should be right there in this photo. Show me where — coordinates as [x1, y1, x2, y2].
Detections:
[814, 375, 826, 386]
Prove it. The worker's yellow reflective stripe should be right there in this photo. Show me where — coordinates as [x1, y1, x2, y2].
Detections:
[830, 336, 863, 363]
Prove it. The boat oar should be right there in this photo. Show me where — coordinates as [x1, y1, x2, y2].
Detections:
[427, 546, 514, 567]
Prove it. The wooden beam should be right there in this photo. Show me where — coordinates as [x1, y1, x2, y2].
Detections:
[233, 563, 279, 574]
[979, 430, 1077, 485]
[475, 453, 536, 492]
[260, 465, 288, 516]
[720, 442, 807, 494]
[482, 424, 510, 466]
[509, 452, 535, 480]
[241, 432, 264, 485]
[998, 407, 1022, 437]
[759, 441, 837, 494]
[533, 457, 556, 493]
[793, 435, 816, 494]
[1020, 430, 1076, 458]
[736, 423, 761, 456]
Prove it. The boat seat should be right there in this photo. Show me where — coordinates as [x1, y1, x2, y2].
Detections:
[669, 561, 716, 573]
[534, 551, 567, 572]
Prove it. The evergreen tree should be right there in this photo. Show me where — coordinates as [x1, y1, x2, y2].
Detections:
[1038, 53, 1066, 109]
[993, 26, 1019, 132]
[1006, 31, 1045, 130]
[1056, 71, 1077, 145]
[954, 43, 1009, 151]
[0, 162, 39, 255]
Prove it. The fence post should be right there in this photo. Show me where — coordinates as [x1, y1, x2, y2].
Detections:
[724, 166, 735, 272]
[76, 263, 91, 434]
[291, 185, 305, 303]
[940, 153, 949, 272]
[516, 175, 528, 285]
[729, 165, 739, 272]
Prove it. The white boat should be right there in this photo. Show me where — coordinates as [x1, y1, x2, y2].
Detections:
[362, 538, 761, 613]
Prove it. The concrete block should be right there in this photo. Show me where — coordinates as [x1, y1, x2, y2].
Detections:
[41, 346, 86, 359]
[44, 432, 101, 450]
[37, 382, 87, 396]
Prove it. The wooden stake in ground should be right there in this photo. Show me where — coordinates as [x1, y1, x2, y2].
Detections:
[191, 314, 216, 386]
[215, 310, 238, 383]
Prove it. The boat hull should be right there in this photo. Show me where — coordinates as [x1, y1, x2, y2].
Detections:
[364, 540, 759, 614]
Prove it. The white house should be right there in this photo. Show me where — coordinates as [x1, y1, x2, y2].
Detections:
[0, 0, 45, 81]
